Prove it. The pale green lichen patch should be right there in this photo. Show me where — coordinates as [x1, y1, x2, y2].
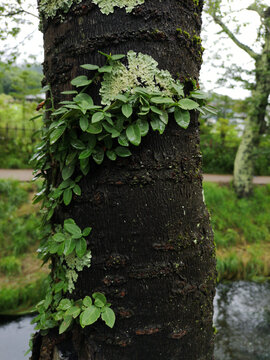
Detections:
[92, 0, 145, 15]
[100, 50, 178, 105]
[38, 0, 83, 19]
[38, 0, 144, 19]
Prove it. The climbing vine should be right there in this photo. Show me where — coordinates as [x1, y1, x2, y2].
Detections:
[30, 51, 212, 342]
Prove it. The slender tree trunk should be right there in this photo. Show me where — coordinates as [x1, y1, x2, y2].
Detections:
[32, 0, 216, 359]
[234, 7, 270, 197]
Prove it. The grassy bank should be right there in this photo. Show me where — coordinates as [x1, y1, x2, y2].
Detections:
[0, 179, 49, 314]
[0, 179, 269, 313]
[204, 182, 270, 281]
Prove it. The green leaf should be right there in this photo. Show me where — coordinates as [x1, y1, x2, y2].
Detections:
[115, 94, 128, 103]
[118, 133, 129, 147]
[61, 90, 78, 95]
[86, 123, 103, 134]
[93, 292, 107, 308]
[111, 54, 125, 60]
[150, 97, 174, 105]
[174, 107, 190, 129]
[80, 64, 99, 70]
[64, 221, 82, 236]
[136, 119, 149, 137]
[115, 146, 132, 157]
[190, 90, 207, 99]
[76, 238, 87, 258]
[63, 188, 72, 206]
[92, 147, 104, 165]
[57, 299, 72, 311]
[52, 233, 66, 243]
[66, 152, 78, 166]
[43, 293, 53, 310]
[79, 149, 92, 159]
[122, 104, 133, 118]
[92, 112, 105, 123]
[178, 98, 199, 110]
[172, 83, 184, 97]
[126, 123, 141, 146]
[82, 227, 92, 237]
[101, 307, 115, 328]
[80, 158, 90, 176]
[74, 93, 94, 106]
[159, 110, 168, 125]
[150, 117, 166, 134]
[59, 179, 73, 189]
[65, 306, 81, 318]
[50, 126, 66, 145]
[56, 242, 65, 255]
[106, 150, 117, 161]
[73, 184, 81, 196]
[64, 237, 76, 255]
[87, 134, 97, 149]
[71, 139, 86, 150]
[59, 316, 73, 334]
[98, 66, 112, 73]
[150, 106, 163, 115]
[102, 123, 120, 138]
[62, 165, 75, 181]
[80, 116, 89, 131]
[54, 281, 65, 293]
[83, 296, 92, 307]
[80, 306, 101, 327]
[71, 75, 92, 87]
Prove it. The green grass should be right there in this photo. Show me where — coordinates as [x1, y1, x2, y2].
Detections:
[0, 179, 49, 314]
[0, 276, 49, 314]
[204, 182, 270, 281]
[0, 179, 41, 256]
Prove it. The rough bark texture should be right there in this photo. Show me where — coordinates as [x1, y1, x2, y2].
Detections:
[233, 7, 270, 197]
[32, 0, 216, 359]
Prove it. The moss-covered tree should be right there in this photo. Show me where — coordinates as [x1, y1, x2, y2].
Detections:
[206, 0, 270, 197]
[31, 1, 216, 359]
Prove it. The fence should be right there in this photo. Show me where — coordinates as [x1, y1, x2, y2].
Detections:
[0, 125, 38, 141]
[0, 125, 41, 168]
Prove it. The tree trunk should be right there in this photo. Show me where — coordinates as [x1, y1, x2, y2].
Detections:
[234, 7, 270, 197]
[32, 0, 216, 359]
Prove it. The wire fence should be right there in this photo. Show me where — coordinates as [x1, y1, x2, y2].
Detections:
[0, 125, 38, 142]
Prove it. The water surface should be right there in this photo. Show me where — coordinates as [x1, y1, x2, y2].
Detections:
[0, 281, 270, 359]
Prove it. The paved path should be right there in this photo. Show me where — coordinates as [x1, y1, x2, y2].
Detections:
[0, 169, 270, 184]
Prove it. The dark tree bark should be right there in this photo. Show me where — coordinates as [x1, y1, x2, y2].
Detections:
[32, 0, 216, 359]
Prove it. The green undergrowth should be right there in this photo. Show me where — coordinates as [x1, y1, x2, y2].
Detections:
[1, 180, 270, 314]
[0, 276, 49, 315]
[0, 179, 41, 256]
[0, 179, 49, 314]
[204, 182, 270, 281]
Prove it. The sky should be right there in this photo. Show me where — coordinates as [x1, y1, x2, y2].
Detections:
[1, 0, 269, 99]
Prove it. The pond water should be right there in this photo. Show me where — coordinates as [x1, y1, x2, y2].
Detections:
[0, 281, 270, 359]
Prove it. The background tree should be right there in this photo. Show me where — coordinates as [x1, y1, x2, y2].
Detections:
[205, 0, 270, 197]
[31, 1, 216, 359]
[0, 0, 39, 64]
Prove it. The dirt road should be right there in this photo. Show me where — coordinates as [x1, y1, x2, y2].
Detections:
[0, 169, 270, 184]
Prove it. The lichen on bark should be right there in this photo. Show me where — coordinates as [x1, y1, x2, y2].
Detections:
[38, 0, 83, 19]
[92, 0, 145, 14]
[39, 0, 145, 19]
[100, 50, 178, 105]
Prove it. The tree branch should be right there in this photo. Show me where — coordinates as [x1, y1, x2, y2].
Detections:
[247, 3, 266, 19]
[0, 9, 39, 19]
[212, 14, 258, 60]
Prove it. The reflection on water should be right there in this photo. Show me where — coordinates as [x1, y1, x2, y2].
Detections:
[0, 315, 35, 359]
[0, 282, 269, 359]
[214, 281, 270, 360]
